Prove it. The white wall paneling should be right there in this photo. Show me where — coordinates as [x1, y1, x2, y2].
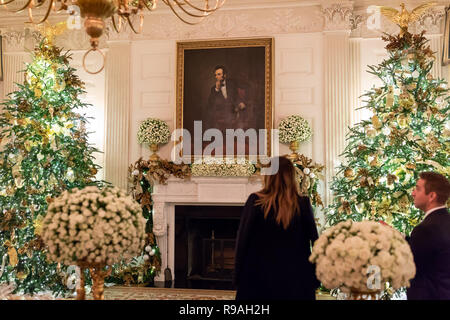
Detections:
[274, 33, 324, 164]
[130, 40, 175, 164]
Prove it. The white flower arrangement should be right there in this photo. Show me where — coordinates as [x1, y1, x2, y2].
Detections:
[191, 157, 256, 177]
[309, 220, 415, 293]
[278, 115, 312, 143]
[137, 118, 171, 145]
[41, 186, 146, 266]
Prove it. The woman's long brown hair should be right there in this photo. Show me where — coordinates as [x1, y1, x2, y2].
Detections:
[255, 156, 301, 229]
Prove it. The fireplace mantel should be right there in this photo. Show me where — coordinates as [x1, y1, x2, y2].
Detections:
[151, 176, 263, 282]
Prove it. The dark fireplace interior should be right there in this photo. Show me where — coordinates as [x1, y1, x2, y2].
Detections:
[174, 205, 242, 290]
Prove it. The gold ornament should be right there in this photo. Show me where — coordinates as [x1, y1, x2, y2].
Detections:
[371, 115, 383, 129]
[397, 114, 409, 128]
[33, 215, 44, 236]
[344, 168, 354, 179]
[369, 155, 379, 167]
[16, 272, 28, 280]
[8, 247, 18, 267]
[34, 88, 42, 98]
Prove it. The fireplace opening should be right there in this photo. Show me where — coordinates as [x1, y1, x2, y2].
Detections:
[174, 205, 242, 290]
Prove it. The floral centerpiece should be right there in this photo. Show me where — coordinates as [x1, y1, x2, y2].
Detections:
[41, 186, 146, 299]
[191, 157, 256, 177]
[137, 118, 171, 161]
[278, 115, 312, 160]
[309, 220, 415, 299]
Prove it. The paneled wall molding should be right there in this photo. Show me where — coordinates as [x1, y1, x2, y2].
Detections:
[104, 40, 131, 190]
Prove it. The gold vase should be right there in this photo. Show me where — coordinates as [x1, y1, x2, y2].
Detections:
[89, 264, 111, 300]
[76, 267, 86, 300]
[287, 141, 300, 161]
[149, 143, 160, 161]
[348, 289, 381, 300]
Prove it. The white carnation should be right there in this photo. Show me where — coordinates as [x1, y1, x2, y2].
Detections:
[310, 220, 416, 293]
[41, 185, 146, 266]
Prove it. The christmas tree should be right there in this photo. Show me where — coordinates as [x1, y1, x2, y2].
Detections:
[327, 31, 449, 236]
[0, 38, 101, 294]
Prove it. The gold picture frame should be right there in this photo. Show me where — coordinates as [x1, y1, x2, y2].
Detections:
[0, 35, 3, 81]
[443, 6, 450, 66]
[176, 38, 273, 160]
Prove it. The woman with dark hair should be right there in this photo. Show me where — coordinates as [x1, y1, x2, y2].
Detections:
[233, 156, 320, 300]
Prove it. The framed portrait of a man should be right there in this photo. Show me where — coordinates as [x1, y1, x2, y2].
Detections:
[176, 38, 273, 159]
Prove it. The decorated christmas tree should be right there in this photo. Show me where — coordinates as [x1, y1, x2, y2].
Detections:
[0, 38, 101, 294]
[327, 30, 449, 236]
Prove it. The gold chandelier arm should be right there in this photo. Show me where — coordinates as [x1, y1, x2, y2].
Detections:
[176, 0, 225, 13]
[33, 0, 46, 9]
[126, 14, 144, 34]
[12, 0, 34, 13]
[83, 47, 105, 75]
[0, 0, 17, 6]
[111, 15, 123, 33]
[173, 0, 214, 18]
[141, 0, 157, 11]
[162, 0, 205, 24]
[34, 0, 55, 25]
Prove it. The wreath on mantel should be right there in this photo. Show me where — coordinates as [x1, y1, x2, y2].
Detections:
[121, 155, 324, 285]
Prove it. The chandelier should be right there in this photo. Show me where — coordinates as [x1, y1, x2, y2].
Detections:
[0, 0, 227, 73]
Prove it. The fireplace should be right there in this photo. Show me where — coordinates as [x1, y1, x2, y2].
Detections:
[150, 177, 262, 286]
[174, 205, 242, 290]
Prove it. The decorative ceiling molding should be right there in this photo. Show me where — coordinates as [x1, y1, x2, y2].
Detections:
[322, 2, 354, 32]
[412, 7, 446, 35]
[0, 1, 448, 52]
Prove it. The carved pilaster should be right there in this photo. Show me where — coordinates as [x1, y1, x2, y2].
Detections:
[0, 27, 41, 52]
[104, 40, 131, 190]
[152, 202, 166, 237]
[412, 7, 445, 35]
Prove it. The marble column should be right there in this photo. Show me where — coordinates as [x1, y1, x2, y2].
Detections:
[104, 40, 131, 190]
[322, 2, 354, 206]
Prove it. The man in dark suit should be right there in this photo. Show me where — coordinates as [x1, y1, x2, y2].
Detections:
[407, 172, 450, 300]
[206, 65, 248, 133]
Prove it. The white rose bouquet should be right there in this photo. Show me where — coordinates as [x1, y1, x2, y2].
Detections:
[41, 186, 146, 266]
[137, 118, 171, 145]
[278, 115, 312, 143]
[309, 220, 415, 293]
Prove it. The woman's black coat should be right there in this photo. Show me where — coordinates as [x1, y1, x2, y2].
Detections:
[234, 193, 320, 300]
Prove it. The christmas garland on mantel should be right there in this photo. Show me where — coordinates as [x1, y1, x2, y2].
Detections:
[121, 155, 324, 285]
